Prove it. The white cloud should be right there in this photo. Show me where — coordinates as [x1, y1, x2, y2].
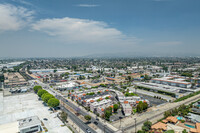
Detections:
[76, 4, 99, 7]
[12, 0, 33, 6]
[32, 17, 139, 46]
[155, 41, 182, 46]
[0, 4, 34, 32]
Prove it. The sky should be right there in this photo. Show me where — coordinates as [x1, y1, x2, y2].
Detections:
[0, 0, 200, 57]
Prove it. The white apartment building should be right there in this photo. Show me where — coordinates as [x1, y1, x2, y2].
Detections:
[121, 103, 132, 116]
[90, 99, 113, 112]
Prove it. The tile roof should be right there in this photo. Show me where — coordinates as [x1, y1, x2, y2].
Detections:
[151, 122, 167, 130]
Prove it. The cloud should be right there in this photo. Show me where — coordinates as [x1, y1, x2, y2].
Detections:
[76, 4, 100, 7]
[155, 41, 182, 46]
[32, 17, 139, 46]
[12, 0, 33, 6]
[0, 4, 34, 32]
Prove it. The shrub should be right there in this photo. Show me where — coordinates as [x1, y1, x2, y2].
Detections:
[180, 120, 185, 123]
[84, 115, 91, 121]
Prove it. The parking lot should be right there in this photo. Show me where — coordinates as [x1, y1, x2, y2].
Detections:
[137, 93, 167, 106]
[0, 93, 72, 133]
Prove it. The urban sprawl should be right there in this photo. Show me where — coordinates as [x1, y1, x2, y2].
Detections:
[0, 57, 200, 133]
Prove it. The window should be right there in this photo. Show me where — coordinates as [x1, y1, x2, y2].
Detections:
[25, 129, 38, 133]
[30, 125, 38, 129]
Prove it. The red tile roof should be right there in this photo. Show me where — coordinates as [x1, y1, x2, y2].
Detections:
[124, 101, 129, 104]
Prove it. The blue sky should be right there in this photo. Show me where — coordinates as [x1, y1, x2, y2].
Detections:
[0, 0, 200, 57]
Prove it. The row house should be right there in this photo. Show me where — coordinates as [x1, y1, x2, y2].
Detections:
[82, 94, 112, 107]
[97, 105, 114, 117]
[90, 99, 113, 113]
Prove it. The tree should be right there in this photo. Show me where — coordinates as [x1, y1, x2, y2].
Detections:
[164, 111, 172, 118]
[84, 115, 91, 121]
[113, 104, 119, 113]
[105, 97, 109, 100]
[137, 130, 145, 133]
[136, 101, 148, 113]
[105, 107, 112, 121]
[182, 129, 188, 133]
[48, 98, 60, 108]
[0, 75, 4, 82]
[142, 121, 152, 132]
[42, 93, 54, 103]
[33, 86, 42, 93]
[37, 89, 48, 97]
[127, 76, 132, 82]
[60, 111, 68, 123]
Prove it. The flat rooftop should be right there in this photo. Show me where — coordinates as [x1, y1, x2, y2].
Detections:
[19, 116, 41, 129]
[0, 93, 72, 133]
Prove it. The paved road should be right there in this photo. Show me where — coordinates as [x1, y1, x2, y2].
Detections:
[34, 80, 97, 133]
[123, 93, 200, 132]
[37, 79, 117, 133]
[61, 105, 96, 133]
[58, 95, 115, 133]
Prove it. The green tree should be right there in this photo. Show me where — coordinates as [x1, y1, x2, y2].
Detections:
[0, 75, 4, 82]
[33, 86, 42, 93]
[105, 107, 112, 121]
[60, 111, 68, 123]
[136, 101, 148, 113]
[137, 130, 145, 133]
[164, 111, 172, 118]
[42, 93, 54, 103]
[142, 121, 152, 132]
[113, 104, 119, 113]
[37, 89, 48, 97]
[48, 98, 60, 108]
[127, 76, 132, 81]
[105, 97, 109, 99]
[182, 129, 188, 133]
[84, 115, 91, 121]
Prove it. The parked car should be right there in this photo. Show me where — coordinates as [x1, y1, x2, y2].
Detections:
[43, 118, 48, 121]
[86, 128, 91, 133]
[94, 121, 98, 125]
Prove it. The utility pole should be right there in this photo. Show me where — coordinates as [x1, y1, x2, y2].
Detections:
[134, 118, 137, 133]
[119, 116, 122, 130]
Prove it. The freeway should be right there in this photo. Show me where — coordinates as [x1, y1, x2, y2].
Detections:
[123, 93, 200, 132]
[58, 95, 115, 133]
